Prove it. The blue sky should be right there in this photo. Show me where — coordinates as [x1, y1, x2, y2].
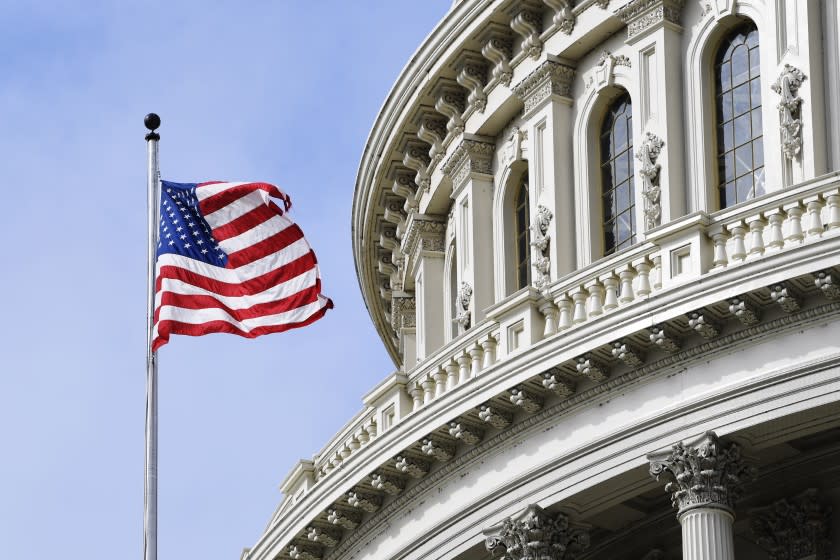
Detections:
[0, 2, 450, 558]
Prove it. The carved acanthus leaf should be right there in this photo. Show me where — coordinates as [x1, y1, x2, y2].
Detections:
[442, 137, 495, 189]
[484, 505, 590, 560]
[615, 0, 685, 39]
[513, 60, 576, 114]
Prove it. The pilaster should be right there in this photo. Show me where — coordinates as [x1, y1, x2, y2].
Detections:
[513, 59, 577, 278]
[617, 0, 686, 230]
[443, 135, 496, 327]
[402, 214, 446, 360]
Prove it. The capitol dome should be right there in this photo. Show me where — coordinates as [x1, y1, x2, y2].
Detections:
[245, 1, 840, 559]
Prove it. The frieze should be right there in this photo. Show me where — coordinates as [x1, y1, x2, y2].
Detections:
[442, 138, 495, 189]
[615, 0, 685, 39]
[513, 60, 575, 115]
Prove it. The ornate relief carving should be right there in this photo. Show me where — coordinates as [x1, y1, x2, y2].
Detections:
[770, 283, 801, 313]
[433, 79, 467, 137]
[414, 109, 448, 167]
[346, 491, 381, 513]
[326, 508, 360, 530]
[531, 205, 553, 292]
[287, 543, 322, 560]
[686, 311, 720, 339]
[750, 489, 832, 560]
[306, 526, 340, 548]
[370, 473, 404, 495]
[513, 60, 575, 114]
[421, 438, 455, 462]
[615, 0, 685, 39]
[449, 421, 483, 445]
[390, 168, 419, 213]
[509, 7, 543, 59]
[505, 126, 528, 165]
[542, 0, 575, 34]
[509, 387, 543, 413]
[728, 296, 761, 326]
[611, 340, 645, 367]
[541, 370, 576, 397]
[442, 138, 495, 189]
[649, 432, 753, 514]
[456, 281, 473, 329]
[648, 324, 681, 352]
[455, 52, 489, 114]
[575, 354, 608, 381]
[598, 50, 631, 67]
[478, 405, 513, 429]
[480, 23, 514, 87]
[401, 214, 445, 271]
[771, 64, 807, 160]
[636, 132, 664, 230]
[484, 505, 590, 560]
[815, 270, 840, 300]
[595, 0, 610, 8]
[390, 296, 416, 331]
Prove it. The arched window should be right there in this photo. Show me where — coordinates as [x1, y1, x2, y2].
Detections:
[601, 92, 635, 255]
[514, 179, 531, 289]
[715, 22, 763, 208]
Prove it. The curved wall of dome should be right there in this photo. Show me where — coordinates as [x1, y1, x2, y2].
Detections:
[245, 1, 840, 560]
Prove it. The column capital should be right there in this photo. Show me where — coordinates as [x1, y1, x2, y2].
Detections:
[649, 431, 753, 516]
[750, 489, 831, 560]
[484, 504, 589, 560]
[512, 59, 575, 116]
[614, 0, 685, 40]
[442, 135, 495, 191]
[390, 295, 416, 331]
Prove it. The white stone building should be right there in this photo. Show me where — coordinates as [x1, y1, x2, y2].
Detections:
[244, 1, 840, 559]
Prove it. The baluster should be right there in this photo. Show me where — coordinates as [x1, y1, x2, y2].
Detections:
[765, 209, 785, 250]
[804, 195, 824, 238]
[634, 259, 652, 296]
[445, 359, 459, 390]
[726, 221, 748, 262]
[480, 335, 497, 368]
[421, 376, 435, 404]
[457, 352, 471, 383]
[784, 202, 805, 244]
[825, 189, 840, 230]
[618, 265, 635, 303]
[651, 254, 663, 289]
[469, 343, 483, 376]
[711, 230, 729, 268]
[366, 419, 378, 439]
[586, 280, 604, 316]
[556, 295, 573, 330]
[571, 287, 588, 324]
[602, 274, 619, 311]
[746, 214, 765, 256]
[410, 384, 423, 412]
[538, 300, 558, 336]
[433, 366, 447, 398]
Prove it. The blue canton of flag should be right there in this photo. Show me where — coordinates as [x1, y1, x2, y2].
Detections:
[157, 182, 228, 266]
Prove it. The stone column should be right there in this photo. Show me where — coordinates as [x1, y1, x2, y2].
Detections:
[401, 213, 446, 360]
[390, 295, 416, 368]
[442, 135, 496, 328]
[648, 432, 753, 560]
[749, 489, 832, 560]
[483, 504, 590, 560]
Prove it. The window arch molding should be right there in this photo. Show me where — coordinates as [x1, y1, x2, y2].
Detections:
[492, 159, 531, 300]
[573, 57, 639, 266]
[684, 2, 782, 212]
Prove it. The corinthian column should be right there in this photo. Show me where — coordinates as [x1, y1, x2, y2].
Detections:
[483, 504, 589, 560]
[648, 432, 753, 560]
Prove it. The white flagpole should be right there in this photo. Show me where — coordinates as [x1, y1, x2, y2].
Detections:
[144, 113, 161, 560]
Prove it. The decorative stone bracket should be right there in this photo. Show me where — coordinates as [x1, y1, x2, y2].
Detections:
[771, 64, 807, 160]
[637, 132, 664, 230]
[484, 504, 590, 560]
[531, 204, 553, 293]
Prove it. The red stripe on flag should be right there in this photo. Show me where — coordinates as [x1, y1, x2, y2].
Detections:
[225, 223, 305, 268]
[211, 203, 277, 241]
[199, 182, 291, 216]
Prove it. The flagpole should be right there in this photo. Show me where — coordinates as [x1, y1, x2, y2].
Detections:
[144, 113, 161, 560]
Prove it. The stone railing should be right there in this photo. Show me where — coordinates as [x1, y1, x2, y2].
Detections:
[282, 172, 840, 513]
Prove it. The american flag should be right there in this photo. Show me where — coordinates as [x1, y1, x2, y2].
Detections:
[152, 180, 332, 350]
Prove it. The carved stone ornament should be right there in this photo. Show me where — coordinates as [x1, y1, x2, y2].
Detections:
[649, 431, 754, 515]
[401, 214, 445, 269]
[598, 50, 631, 68]
[750, 489, 832, 560]
[434, 80, 466, 136]
[390, 296, 416, 332]
[456, 281, 473, 329]
[513, 60, 576, 115]
[326, 508, 360, 530]
[509, 7, 543, 60]
[636, 132, 664, 230]
[456, 52, 489, 114]
[480, 23, 514, 87]
[531, 205, 553, 292]
[615, 0, 685, 39]
[484, 504, 590, 560]
[771, 64, 807, 159]
[505, 126, 528, 165]
[442, 138, 495, 190]
[542, 0, 575, 35]
[595, 0, 610, 8]
[287, 543, 322, 560]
